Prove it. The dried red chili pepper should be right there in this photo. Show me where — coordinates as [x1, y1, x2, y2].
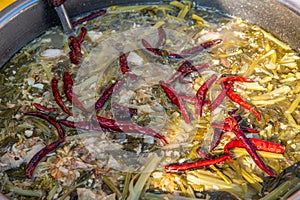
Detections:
[119, 52, 137, 80]
[218, 76, 253, 84]
[224, 138, 285, 154]
[240, 127, 260, 133]
[51, 77, 73, 116]
[223, 116, 275, 176]
[196, 148, 210, 159]
[119, 52, 130, 75]
[210, 82, 233, 112]
[181, 39, 222, 55]
[68, 27, 87, 65]
[165, 154, 232, 171]
[210, 129, 224, 151]
[195, 74, 217, 117]
[168, 53, 191, 59]
[33, 103, 56, 113]
[58, 119, 103, 131]
[63, 72, 90, 112]
[94, 80, 125, 112]
[78, 27, 87, 43]
[26, 112, 65, 138]
[211, 122, 259, 134]
[226, 86, 261, 121]
[72, 10, 107, 27]
[141, 39, 163, 57]
[25, 138, 65, 178]
[210, 120, 259, 151]
[180, 95, 211, 106]
[96, 116, 168, 145]
[168, 60, 193, 83]
[180, 64, 209, 83]
[160, 81, 190, 124]
[112, 102, 138, 118]
[68, 36, 82, 65]
[156, 26, 166, 49]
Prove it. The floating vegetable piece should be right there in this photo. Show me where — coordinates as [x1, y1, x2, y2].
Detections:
[223, 116, 275, 176]
[196, 74, 217, 117]
[51, 77, 73, 116]
[33, 103, 56, 113]
[94, 80, 125, 112]
[160, 81, 190, 124]
[63, 72, 90, 112]
[25, 138, 65, 178]
[165, 154, 232, 171]
[224, 138, 285, 154]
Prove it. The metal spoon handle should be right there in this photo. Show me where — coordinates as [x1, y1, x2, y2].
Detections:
[48, 0, 73, 35]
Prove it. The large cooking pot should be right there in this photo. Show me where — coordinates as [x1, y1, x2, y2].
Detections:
[0, 0, 299, 68]
[0, 0, 299, 199]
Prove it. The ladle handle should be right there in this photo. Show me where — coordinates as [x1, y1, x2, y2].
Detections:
[47, 0, 73, 35]
[48, 0, 67, 7]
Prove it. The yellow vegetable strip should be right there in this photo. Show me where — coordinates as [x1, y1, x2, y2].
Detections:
[210, 165, 232, 184]
[232, 148, 285, 159]
[216, 49, 243, 58]
[241, 169, 262, 192]
[244, 49, 275, 76]
[192, 14, 206, 22]
[251, 86, 291, 100]
[255, 27, 292, 50]
[252, 96, 286, 105]
[284, 112, 297, 126]
[237, 82, 267, 91]
[177, 5, 189, 19]
[293, 81, 300, 93]
[170, 1, 186, 9]
[286, 94, 300, 114]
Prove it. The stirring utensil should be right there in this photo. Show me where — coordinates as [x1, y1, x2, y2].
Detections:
[48, 0, 73, 35]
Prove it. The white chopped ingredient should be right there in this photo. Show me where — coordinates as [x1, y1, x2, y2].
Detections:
[87, 30, 103, 42]
[6, 103, 15, 108]
[24, 130, 33, 137]
[127, 52, 143, 66]
[40, 49, 64, 58]
[27, 77, 35, 86]
[152, 172, 163, 178]
[32, 83, 44, 89]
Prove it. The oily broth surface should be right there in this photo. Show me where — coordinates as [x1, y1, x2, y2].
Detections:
[0, 3, 299, 199]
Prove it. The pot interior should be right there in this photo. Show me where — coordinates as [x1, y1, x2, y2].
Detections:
[0, 0, 299, 67]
